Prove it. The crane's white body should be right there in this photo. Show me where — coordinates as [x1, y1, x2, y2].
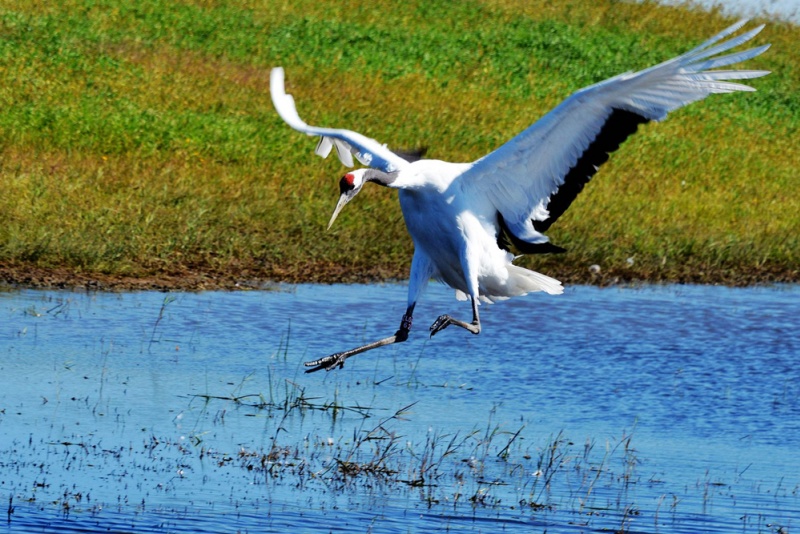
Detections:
[270, 21, 769, 371]
[395, 160, 563, 306]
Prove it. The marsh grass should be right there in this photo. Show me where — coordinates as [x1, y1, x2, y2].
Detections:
[147, 294, 176, 350]
[190, 368, 648, 523]
[244, 400, 647, 525]
[0, 0, 797, 286]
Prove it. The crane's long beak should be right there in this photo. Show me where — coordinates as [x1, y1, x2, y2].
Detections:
[327, 193, 351, 230]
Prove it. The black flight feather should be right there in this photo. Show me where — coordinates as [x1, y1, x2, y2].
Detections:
[532, 108, 649, 233]
[496, 212, 567, 255]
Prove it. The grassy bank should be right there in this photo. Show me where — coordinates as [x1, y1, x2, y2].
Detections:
[0, 0, 797, 289]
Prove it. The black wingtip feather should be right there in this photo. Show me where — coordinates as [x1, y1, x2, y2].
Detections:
[496, 213, 567, 255]
[532, 108, 649, 233]
[393, 147, 428, 163]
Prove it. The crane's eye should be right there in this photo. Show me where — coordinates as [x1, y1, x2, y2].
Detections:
[339, 173, 356, 194]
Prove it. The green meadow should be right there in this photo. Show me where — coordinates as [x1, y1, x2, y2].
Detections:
[0, 0, 797, 288]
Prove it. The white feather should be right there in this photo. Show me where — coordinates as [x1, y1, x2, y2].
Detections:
[461, 21, 769, 233]
[270, 68, 410, 173]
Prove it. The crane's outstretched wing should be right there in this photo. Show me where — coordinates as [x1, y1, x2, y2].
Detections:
[270, 68, 412, 173]
[461, 20, 770, 248]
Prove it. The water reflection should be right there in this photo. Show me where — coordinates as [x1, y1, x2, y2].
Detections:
[1, 283, 798, 532]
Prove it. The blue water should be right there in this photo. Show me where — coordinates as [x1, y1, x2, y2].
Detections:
[653, 0, 799, 24]
[1, 283, 798, 532]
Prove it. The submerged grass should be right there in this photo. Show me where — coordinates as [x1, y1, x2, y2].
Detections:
[0, 0, 797, 287]
[177, 375, 649, 528]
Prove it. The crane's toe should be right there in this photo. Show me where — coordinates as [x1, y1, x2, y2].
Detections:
[304, 352, 347, 373]
[430, 314, 481, 337]
[429, 314, 453, 337]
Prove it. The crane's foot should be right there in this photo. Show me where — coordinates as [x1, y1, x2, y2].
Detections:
[429, 315, 480, 337]
[304, 352, 347, 373]
[304, 332, 407, 374]
[429, 315, 452, 336]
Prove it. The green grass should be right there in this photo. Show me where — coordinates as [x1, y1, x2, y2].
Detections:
[0, 0, 797, 286]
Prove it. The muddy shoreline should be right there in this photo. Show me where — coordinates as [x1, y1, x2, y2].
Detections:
[1, 262, 796, 292]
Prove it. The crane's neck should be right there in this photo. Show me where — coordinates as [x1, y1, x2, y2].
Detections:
[364, 169, 400, 188]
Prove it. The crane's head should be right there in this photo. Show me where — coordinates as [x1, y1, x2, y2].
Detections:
[328, 170, 368, 229]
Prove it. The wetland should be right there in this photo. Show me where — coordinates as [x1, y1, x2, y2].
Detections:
[1, 283, 798, 532]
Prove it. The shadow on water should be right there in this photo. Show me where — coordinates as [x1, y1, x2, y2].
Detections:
[1, 283, 798, 533]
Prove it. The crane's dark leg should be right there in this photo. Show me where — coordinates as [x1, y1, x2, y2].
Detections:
[429, 295, 480, 337]
[305, 250, 432, 373]
[430, 259, 481, 337]
[304, 304, 415, 373]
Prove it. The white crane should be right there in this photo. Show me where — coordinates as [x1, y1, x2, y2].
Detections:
[271, 21, 769, 373]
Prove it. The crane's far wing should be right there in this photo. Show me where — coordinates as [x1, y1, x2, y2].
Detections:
[461, 20, 770, 246]
[271, 68, 411, 173]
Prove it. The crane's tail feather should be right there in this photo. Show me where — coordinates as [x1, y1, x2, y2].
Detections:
[505, 265, 564, 297]
[464, 265, 563, 303]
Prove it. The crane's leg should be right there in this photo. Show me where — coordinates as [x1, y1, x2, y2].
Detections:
[304, 250, 433, 373]
[429, 295, 480, 336]
[304, 304, 415, 373]
[429, 256, 481, 337]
